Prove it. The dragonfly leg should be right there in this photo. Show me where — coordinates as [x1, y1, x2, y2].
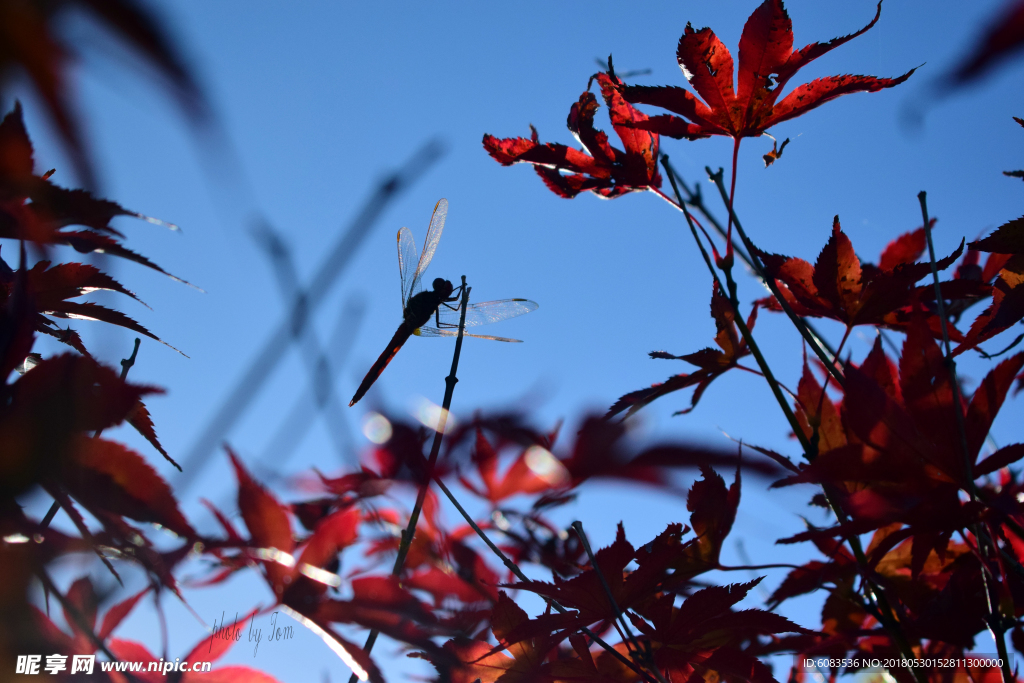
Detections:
[434, 285, 464, 327]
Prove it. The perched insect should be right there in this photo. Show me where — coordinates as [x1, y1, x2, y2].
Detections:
[349, 199, 538, 406]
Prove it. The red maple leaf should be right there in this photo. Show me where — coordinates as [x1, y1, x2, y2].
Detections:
[607, 285, 757, 419]
[756, 216, 974, 341]
[483, 71, 660, 199]
[775, 319, 1024, 544]
[954, 217, 1024, 355]
[0, 104, 191, 284]
[617, 0, 914, 142]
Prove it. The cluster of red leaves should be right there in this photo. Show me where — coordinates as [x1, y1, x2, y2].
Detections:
[616, 0, 914, 142]
[0, 102, 214, 679]
[484, 0, 914, 201]
[483, 71, 661, 199]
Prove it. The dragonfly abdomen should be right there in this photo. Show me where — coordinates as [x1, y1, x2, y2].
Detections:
[349, 322, 416, 406]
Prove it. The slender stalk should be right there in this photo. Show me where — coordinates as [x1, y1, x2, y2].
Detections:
[430, 476, 657, 683]
[40, 338, 144, 530]
[726, 138, 740, 251]
[919, 193, 1013, 683]
[918, 193, 974, 491]
[706, 167, 844, 387]
[655, 164, 811, 458]
[349, 278, 470, 681]
[571, 522, 647, 667]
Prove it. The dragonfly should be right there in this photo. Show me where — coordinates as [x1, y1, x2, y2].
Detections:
[349, 198, 538, 406]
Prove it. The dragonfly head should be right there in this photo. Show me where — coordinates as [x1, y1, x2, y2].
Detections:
[432, 277, 454, 297]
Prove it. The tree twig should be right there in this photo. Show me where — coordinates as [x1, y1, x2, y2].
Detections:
[349, 277, 471, 681]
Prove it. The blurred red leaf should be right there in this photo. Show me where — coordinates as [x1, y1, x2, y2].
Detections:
[228, 448, 294, 598]
[947, 0, 1024, 87]
[0, 0, 203, 186]
[63, 436, 194, 538]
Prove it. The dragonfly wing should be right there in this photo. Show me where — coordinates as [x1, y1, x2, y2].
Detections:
[435, 299, 539, 328]
[416, 326, 523, 342]
[413, 199, 447, 286]
[397, 226, 419, 310]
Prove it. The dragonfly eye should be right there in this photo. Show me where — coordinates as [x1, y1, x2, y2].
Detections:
[433, 277, 452, 294]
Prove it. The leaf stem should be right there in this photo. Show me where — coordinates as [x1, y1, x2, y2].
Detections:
[350, 277, 470, 680]
[659, 157, 838, 360]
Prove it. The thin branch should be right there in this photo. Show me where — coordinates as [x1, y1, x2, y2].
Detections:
[571, 521, 652, 675]
[705, 167, 844, 387]
[660, 158, 838, 361]
[350, 277, 471, 681]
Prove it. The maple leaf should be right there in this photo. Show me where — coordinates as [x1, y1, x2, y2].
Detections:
[607, 285, 757, 419]
[617, 0, 914, 142]
[756, 216, 973, 340]
[630, 580, 806, 682]
[954, 217, 1024, 355]
[0, 104, 192, 285]
[0, 253, 179, 355]
[0, 353, 176, 497]
[0, 0, 203, 187]
[483, 71, 660, 199]
[506, 468, 744, 643]
[775, 321, 1024, 543]
[228, 449, 296, 599]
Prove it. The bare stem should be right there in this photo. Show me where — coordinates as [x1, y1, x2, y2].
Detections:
[660, 158, 837, 362]
[571, 521, 653, 677]
[706, 167, 844, 387]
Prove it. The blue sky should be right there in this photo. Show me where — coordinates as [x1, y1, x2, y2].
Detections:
[19, 0, 1024, 679]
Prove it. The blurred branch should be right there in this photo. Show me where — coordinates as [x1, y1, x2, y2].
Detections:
[256, 296, 365, 467]
[251, 221, 360, 463]
[175, 140, 445, 492]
